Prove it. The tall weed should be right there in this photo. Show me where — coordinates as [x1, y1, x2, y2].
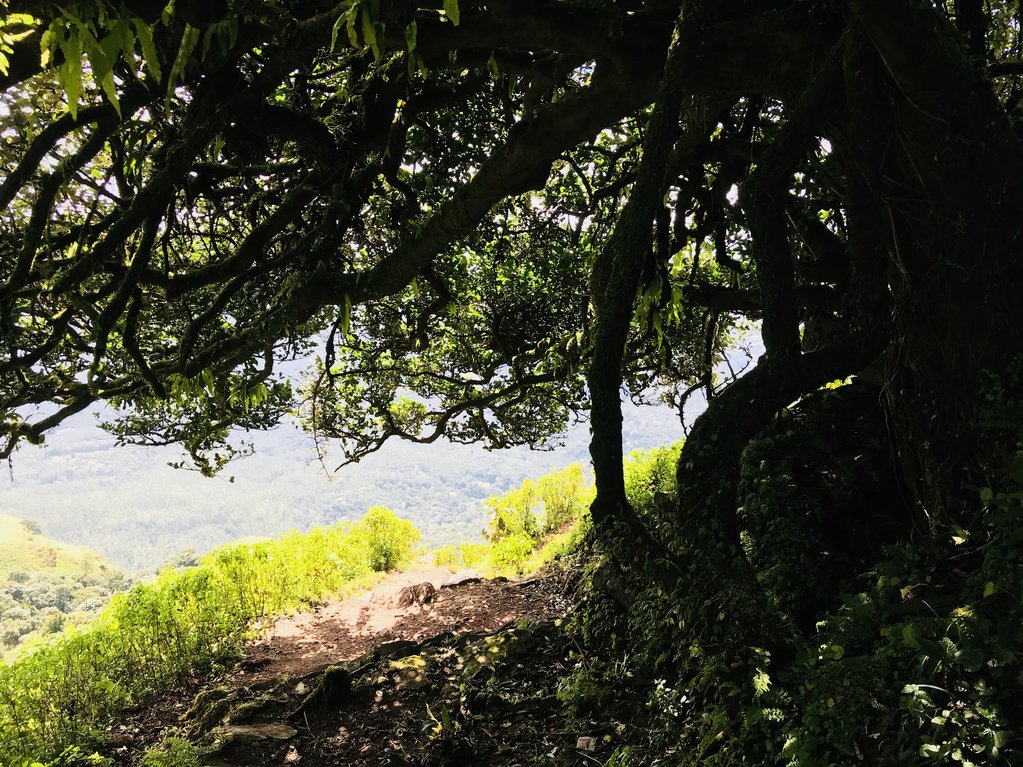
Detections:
[0, 509, 419, 766]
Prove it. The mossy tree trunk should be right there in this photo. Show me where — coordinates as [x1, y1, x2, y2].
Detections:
[585, 0, 1023, 702]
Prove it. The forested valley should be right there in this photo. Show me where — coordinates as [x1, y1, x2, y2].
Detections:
[0, 399, 681, 571]
[2, 0, 1023, 765]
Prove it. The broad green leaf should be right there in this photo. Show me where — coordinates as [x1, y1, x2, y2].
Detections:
[60, 34, 83, 119]
[38, 26, 53, 66]
[100, 20, 133, 64]
[443, 0, 460, 25]
[166, 24, 200, 104]
[94, 68, 120, 114]
[360, 5, 380, 60]
[330, 11, 345, 51]
[202, 25, 215, 60]
[84, 29, 121, 113]
[403, 19, 417, 56]
[346, 4, 360, 48]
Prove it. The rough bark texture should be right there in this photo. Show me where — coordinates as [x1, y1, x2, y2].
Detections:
[847, 0, 1023, 520]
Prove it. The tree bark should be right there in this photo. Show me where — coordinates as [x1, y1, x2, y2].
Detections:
[846, 0, 1023, 520]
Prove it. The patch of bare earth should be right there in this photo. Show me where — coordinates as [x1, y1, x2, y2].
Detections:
[232, 566, 565, 685]
[110, 566, 623, 767]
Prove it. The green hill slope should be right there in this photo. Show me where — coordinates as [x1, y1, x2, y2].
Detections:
[0, 514, 115, 580]
[0, 514, 129, 655]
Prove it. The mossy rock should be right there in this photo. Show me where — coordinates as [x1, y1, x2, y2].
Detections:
[183, 680, 292, 736]
[223, 692, 291, 724]
[182, 687, 235, 736]
[460, 627, 535, 680]
[738, 381, 915, 629]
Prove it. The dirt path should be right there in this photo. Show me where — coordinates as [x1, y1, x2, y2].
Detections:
[113, 564, 577, 765]
[230, 566, 568, 685]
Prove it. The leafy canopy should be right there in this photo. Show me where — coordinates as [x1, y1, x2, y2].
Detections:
[0, 0, 748, 472]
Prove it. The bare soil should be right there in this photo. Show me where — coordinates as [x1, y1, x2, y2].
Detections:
[232, 567, 565, 685]
[106, 565, 624, 767]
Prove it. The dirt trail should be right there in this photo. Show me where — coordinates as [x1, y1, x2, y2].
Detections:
[231, 565, 566, 685]
[115, 563, 576, 765]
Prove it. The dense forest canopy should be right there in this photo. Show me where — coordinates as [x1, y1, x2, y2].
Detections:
[1, 0, 1021, 556]
[4, 0, 1023, 762]
[0, 0, 830, 473]
[0, 0, 1019, 526]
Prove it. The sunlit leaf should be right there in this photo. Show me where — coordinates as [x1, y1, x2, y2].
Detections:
[443, 0, 460, 25]
[133, 19, 162, 81]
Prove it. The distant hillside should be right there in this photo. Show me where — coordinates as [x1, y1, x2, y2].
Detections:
[1, 402, 690, 572]
[0, 514, 114, 580]
[0, 515, 129, 656]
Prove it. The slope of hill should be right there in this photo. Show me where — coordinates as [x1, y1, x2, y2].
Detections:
[0, 401, 690, 573]
[0, 514, 114, 579]
[0, 514, 129, 655]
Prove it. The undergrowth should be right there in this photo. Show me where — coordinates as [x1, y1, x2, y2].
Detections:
[0, 507, 419, 767]
[432, 462, 596, 576]
[562, 386, 1023, 766]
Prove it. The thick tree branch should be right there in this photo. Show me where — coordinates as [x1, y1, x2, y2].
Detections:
[586, 5, 695, 587]
[742, 40, 844, 358]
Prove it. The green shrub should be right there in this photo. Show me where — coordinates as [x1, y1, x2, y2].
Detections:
[622, 441, 682, 516]
[470, 463, 596, 575]
[536, 463, 595, 535]
[0, 509, 421, 767]
[487, 534, 537, 573]
[139, 737, 203, 767]
[485, 463, 595, 544]
[348, 506, 420, 572]
[457, 542, 489, 569]
[431, 545, 460, 569]
[432, 542, 490, 571]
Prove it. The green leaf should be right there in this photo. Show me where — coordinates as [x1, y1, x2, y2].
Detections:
[403, 19, 417, 56]
[133, 19, 162, 81]
[60, 34, 83, 119]
[98, 70, 120, 115]
[39, 26, 54, 67]
[330, 12, 345, 51]
[360, 5, 380, 61]
[166, 24, 200, 105]
[443, 0, 460, 25]
[345, 4, 360, 48]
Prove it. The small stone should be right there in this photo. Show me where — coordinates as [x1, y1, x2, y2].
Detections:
[395, 582, 437, 608]
[576, 736, 598, 752]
